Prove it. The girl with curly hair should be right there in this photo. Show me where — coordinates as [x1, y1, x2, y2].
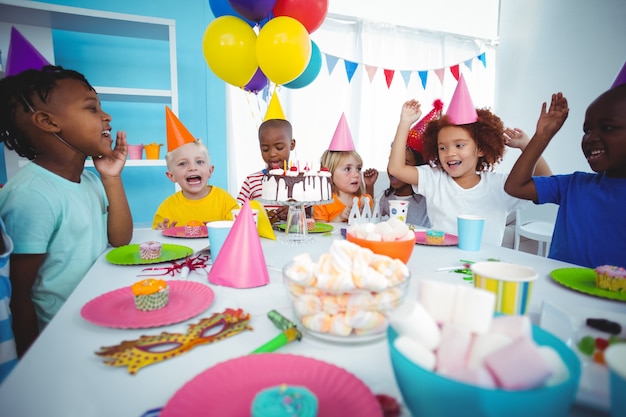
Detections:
[388, 79, 551, 245]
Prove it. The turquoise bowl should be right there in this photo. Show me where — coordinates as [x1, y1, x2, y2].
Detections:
[388, 324, 581, 417]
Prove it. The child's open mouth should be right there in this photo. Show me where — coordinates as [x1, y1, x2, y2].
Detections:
[186, 175, 203, 185]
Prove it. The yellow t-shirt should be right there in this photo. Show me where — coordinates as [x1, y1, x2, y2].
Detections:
[313, 193, 373, 222]
[152, 186, 239, 228]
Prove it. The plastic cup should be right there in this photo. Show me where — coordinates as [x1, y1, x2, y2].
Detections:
[471, 261, 538, 315]
[127, 144, 143, 160]
[207, 220, 234, 261]
[457, 214, 485, 251]
[389, 200, 409, 223]
[605, 344, 626, 417]
[232, 208, 259, 225]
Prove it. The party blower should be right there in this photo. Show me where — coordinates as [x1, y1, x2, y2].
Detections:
[251, 310, 302, 354]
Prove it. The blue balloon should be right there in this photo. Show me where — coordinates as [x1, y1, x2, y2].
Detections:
[284, 40, 322, 89]
[208, 0, 256, 26]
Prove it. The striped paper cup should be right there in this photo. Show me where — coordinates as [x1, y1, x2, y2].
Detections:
[471, 262, 537, 315]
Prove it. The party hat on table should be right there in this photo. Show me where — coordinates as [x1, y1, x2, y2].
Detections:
[249, 200, 276, 240]
[5, 26, 51, 76]
[208, 200, 270, 288]
[166, 106, 196, 152]
[328, 112, 355, 151]
[264, 91, 286, 121]
[610, 61, 626, 89]
[446, 74, 478, 125]
[407, 99, 444, 153]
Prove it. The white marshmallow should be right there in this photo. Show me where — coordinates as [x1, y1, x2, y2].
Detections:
[417, 279, 458, 324]
[452, 286, 496, 334]
[538, 346, 570, 387]
[394, 335, 436, 371]
[388, 300, 441, 350]
[489, 315, 532, 341]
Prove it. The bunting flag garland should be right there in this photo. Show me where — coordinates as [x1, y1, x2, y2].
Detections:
[319, 49, 488, 90]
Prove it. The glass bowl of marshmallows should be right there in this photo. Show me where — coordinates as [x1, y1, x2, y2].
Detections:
[283, 239, 410, 343]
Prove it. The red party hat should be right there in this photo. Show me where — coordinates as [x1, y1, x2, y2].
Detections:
[5, 27, 51, 76]
[166, 106, 196, 152]
[407, 99, 444, 153]
[610, 61, 626, 89]
[207, 200, 269, 288]
[328, 113, 356, 151]
[446, 74, 478, 125]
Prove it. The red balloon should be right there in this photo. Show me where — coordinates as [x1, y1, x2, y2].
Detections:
[272, 0, 328, 33]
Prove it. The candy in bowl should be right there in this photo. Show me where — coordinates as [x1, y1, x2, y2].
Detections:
[346, 219, 416, 264]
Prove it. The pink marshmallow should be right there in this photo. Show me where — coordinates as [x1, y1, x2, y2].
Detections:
[417, 279, 458, 324]
[466, 332, 513, 369]
[452, 286, 495, 334]
[489, 315, 532, 341]
[445, 365, 497, 389]
[436, 323, 473, 374]
[484, 337, 553, 390]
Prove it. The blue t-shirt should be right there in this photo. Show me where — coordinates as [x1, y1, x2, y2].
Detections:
[0, 218, 17, 384]
[0, 163, 109, 329]
[534, 172, 626, 268]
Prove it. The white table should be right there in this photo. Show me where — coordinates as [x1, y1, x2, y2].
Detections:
[0, 226, 622, 417]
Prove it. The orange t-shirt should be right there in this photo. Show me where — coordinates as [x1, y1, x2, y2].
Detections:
[313, 193, 373, 222]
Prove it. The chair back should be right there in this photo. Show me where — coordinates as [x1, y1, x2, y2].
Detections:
[516, 203, 558, 226]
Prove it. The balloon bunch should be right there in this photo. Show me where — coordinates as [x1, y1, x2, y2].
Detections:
[203, 0, 327, 93]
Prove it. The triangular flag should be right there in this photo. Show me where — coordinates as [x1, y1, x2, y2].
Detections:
[610, 61, 626, 89]
[365, 65, 377, 83]
[400, 70, 412, 88]
[264, 91, 286, 121]
[478, 52, 487, 67]
[384, 69, 395, 88]
[325, 54, 339, 74]
[434, 68, 445, 85]
[464, 58, 474, 71]
[450, 64, 460, 81]
[249, 200, 276, 240]
[208, 200, 269, 288]
[5, 27, 51, 76]
[344, 60, 358, 83]
[407, 99, 444, 153]
[418, 71, 428, 89]
[166, 106, 196, 152]
[328, 113, 355, 151]
[446, 74, 478, 125]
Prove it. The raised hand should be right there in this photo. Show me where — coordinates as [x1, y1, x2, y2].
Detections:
[503, 127, 530, 150]
[400, 99, 422, 125]
[535, 93, 569, 140]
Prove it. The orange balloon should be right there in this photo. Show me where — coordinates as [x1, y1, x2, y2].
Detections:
[256, 16, 311, 85]
[202, 16, 258, 87]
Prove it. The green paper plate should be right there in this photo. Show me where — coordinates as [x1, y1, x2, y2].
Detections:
[550, 267, 626, 302]
[277, 222, 334, 234]
[106, 243, 194, 265]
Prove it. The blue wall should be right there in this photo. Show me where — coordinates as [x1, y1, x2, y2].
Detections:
[37, 0, 226, 225]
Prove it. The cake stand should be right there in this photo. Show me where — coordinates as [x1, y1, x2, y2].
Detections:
[261, 199, 333, 246]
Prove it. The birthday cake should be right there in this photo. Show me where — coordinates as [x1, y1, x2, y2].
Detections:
[261, 165, 332, 203]
[251, 384, 318, 417]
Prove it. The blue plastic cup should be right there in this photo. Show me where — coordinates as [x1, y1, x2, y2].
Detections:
[605, 344, 626, 417]
[457, 215, 485, 251]
[207, 220, 233, 261]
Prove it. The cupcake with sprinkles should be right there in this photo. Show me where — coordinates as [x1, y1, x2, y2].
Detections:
[140, 240, 162, 260]
[251, 384, 318, 417]
[131, 278, 169, 311]
[426, 230, 445, 245]
[595, 265, 626, 292]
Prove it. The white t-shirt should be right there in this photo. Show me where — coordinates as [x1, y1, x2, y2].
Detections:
[415, 166, 528, 245]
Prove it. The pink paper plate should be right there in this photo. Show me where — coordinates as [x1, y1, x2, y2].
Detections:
[160, 353, 383, 417]
[415, 231, 459, 246]
[80, 280, 214, 328]
[162, 226, 208, 239]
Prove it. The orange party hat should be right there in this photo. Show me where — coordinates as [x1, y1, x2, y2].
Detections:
[328, 112, 356, 151]
[166, 106, 196, 152]
[264, 92, 286, 121]
[407, 99, 444, 154]
[6, 26, 51, 76]
[446, 74, 478, 125]
[208, 200, 270, 288]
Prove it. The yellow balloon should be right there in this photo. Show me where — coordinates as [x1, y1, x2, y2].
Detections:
[202, 16, 258, 87]
[256, 16, 311, 85]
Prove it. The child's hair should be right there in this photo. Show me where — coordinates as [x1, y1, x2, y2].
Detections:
[165, 140, 211, 171]
[422, 108, 505, 172]
[384, 146, 425, 197]
[320, 149, 366, 196]
[258, 119, 292, 140]
[0, 65, 94, 160]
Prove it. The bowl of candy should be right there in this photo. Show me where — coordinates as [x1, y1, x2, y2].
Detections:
[346, 219, 416, 264]
[387, 279, 581, 417]
[282, 239, 410, 343]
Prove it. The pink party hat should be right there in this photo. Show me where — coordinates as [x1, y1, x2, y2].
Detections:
[5, 27, 51, 76]
[328, 113, 356, 151]
[610, 61, 626, 89]
[264, 92, 286, 121]
[407, 99, 444, 153]
[446, 74, 478, 125]
[166, 106, 196, 152]
[208, 200, 270, 288]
